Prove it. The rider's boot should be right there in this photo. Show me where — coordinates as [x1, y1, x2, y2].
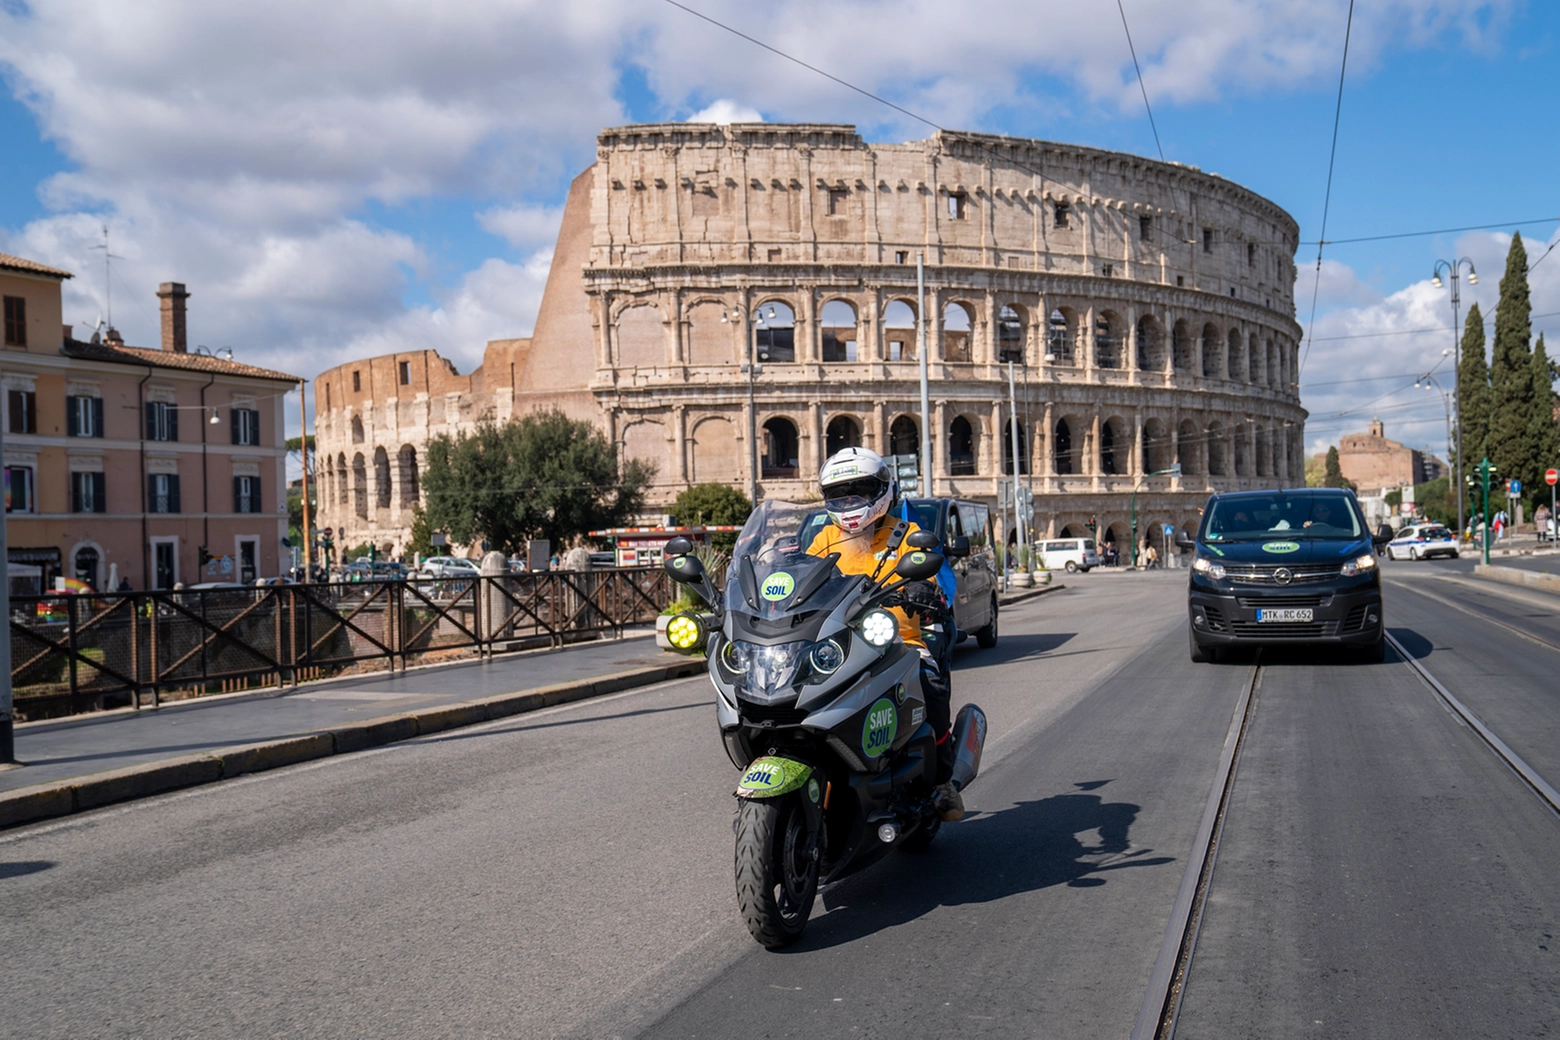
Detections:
[933, 733, 965, 821]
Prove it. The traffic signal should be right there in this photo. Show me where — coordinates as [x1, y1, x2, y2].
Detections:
[198, 546, 212, 566]
[1086, 515, 1098, 535]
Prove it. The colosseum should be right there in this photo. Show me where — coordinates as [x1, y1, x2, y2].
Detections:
[314, 122, 1307, 558]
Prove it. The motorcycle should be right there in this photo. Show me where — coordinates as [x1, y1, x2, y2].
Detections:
[663, 501, 987, 948]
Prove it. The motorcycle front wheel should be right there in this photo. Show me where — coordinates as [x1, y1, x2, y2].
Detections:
[734, 795, 819, 948]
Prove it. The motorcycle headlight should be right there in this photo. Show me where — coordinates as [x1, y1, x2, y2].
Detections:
[664, 612, 706, 653]
[727, 640, 807, 703]
[860, 609, 898, 648]
[1192, 555, 1227, 581]
[1340, 554, 1377, 577]
[808, 638, 845, 677]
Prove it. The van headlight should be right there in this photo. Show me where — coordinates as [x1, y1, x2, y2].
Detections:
[1340, 554, 1377, 577]
[860, 609, 898, 648]
[1191, 555, 1226, 581]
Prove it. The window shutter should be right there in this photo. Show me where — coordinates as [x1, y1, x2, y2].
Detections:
[168, 405, 178, 442]
[147, 474, 157, 510]
[9, 390, 21, 434]
[71, 472, 82, 512]
[145, 403, 156, 440]
[93, 398, 104, 438]
[169, 474, 181, 513]
[67, 398, 79, 437]
[251, 474, 260, 512]
[234, 475, 243, 513]
[231, 408, 240, 445]
[250, 410, 260, 445]
[93, 472, 106, 513]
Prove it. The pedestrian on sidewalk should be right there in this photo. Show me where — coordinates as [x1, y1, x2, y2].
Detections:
[1143, 541, 1159, 570]
[1537, 503, 1553, 543]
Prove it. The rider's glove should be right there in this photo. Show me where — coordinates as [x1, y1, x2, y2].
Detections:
[899, 579, 946, 621]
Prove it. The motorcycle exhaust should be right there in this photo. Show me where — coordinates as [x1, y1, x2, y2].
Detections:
[950, 704, 988, 791]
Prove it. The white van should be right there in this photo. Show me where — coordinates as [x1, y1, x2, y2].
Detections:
[1038, 538, 1100, 573]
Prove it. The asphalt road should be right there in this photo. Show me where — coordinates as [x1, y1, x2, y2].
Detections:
[4, 567, 1560, 1038]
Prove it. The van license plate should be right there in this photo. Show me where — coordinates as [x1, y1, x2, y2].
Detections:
[1256, 608, 1313, 623]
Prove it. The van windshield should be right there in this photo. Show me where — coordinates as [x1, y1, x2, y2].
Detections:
[1204, 493, 1363, 541]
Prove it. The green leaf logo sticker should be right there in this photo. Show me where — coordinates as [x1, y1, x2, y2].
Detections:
[761, 571, 796, 601]
[1262, 541, 1300, 554]
[908, 551, 927, 564]
[861, 697, 899, 759]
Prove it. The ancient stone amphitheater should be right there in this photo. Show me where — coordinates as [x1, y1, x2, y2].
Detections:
[314, 122, 1307, 557]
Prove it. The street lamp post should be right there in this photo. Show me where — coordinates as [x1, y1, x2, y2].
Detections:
[1414, 371, 1454, 516]
[1431, 257, 1478, 542]
[1130, 464, 1182, 568]
[722, 304, 769, 506]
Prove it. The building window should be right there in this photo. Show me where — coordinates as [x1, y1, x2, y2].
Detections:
[5, 466, 34, 512]
[3, 295, 25, 347]
[148, 473, 181, 513]
[1102, 263, 1114, 277]
[73, 546, 101, 589]
[1053, 202, 1070, 228]
[895, 251, 908, 264]
[231, 408, 260, 446]
[325, 384, 331, 409]
[947, 192, 967, 220]
[68, 396, 104, 438]
[827, 188, 849, 216]
[352, 370, 361, 392]
[1177, 275, 1185, 287]
[8, 389, 36, 433]
[72, 472, 106, 513]
[1139, 215, 1153, 241]
[234, 475, 260, 514]
[1248, 241, 1256, 266]
[398, 360, 411, 385]
[1203, 228, 1214, 253]
[145, 401, 179, 441]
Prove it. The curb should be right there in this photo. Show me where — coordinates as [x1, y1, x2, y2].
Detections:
[1471, 562, 1560, 597]
[0, 659, 706, 831]
[998, 582, 1067, 607]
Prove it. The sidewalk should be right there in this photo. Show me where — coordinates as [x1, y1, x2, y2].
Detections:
[3, 631, 688, 796]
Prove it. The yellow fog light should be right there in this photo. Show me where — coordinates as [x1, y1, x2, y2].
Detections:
[666, 612, 706, 653]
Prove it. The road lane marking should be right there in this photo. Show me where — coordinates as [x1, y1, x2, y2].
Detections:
[1385, 576, 1560, 655]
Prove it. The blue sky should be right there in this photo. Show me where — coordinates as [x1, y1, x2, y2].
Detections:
[1, 0, 1555, 459]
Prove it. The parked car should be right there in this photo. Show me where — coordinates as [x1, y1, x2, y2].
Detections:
[417, 556, 481, 579]
[905, 497, 1000, 649]
[1386, 523, 1459, 561]
[1038, 537, 1100, 573]
[588, 550, 618, 568]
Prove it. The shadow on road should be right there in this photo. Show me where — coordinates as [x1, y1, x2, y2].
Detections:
[0, 861, 55, 880]
[958, 631, 1077, 668]
[786, 785, 1174, 953]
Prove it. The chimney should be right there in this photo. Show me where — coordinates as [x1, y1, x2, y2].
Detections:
[157, 281, 189, 353]
[105, 327, 124, 346]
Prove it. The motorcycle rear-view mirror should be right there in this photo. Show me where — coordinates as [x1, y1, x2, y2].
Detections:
[906, 530, 939, 550]
[663, 540, 721, 611]
[665, 536, 695, 557]
[893, 549, 944, 582]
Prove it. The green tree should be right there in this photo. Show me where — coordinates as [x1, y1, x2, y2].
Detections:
[1455, 303, 1491, 472]
[1304, 453, 1326, 488]
[422, 409, 655, 555]
[404, 502, 435, 559]
[1322, 446, 1354, 490]
[1530, 332, 1560, 510]
[672, 483, 752, 551]
[1488, 233, 1537, 497]
[1413, 477, 1453, 527]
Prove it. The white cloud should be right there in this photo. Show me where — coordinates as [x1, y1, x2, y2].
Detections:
[686, 99, 763, 124]
[476, 204, 565, 250]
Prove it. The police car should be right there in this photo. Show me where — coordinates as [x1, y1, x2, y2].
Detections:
[1385, 523, 1459, 561]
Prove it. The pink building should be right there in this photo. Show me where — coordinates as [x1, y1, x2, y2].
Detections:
[2, 252, 299, 592]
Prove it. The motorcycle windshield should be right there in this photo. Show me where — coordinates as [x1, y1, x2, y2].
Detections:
[727, 501, 862, 620]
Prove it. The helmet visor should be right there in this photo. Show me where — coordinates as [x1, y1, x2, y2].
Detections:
[823, 475, 889, 512]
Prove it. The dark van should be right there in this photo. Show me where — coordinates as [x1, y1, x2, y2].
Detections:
[906, 498, 1000, 649]
[1180, 488, 1393, 663]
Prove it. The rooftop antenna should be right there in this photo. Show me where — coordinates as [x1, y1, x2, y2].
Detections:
[89, 224, 122, 328]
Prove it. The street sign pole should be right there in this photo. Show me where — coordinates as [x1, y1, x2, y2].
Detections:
[1548, 468, 1557, 542]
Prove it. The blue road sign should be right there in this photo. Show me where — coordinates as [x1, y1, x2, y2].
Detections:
[1162, 524, 1174, 535]
[1511, 479, 1522, 494]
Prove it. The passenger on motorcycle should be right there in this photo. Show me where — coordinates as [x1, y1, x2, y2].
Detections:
[806, 446, 965, 821]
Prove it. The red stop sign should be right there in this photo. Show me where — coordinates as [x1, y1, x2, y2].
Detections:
[1548, 469, 1558, 487]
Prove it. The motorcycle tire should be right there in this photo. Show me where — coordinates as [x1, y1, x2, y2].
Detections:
[900, 812, 942, 852]
[734, 795, 819, 948]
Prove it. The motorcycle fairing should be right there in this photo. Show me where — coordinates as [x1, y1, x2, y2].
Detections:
[735, 756, 815, 799]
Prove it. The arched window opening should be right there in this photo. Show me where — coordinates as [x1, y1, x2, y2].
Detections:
[73, 546, 100, 590]
[1207, 422, 1228, 476]
[1201, 323, 1221, 378]
[1095, 312, 1120, 369]
[398, 445, 419, 505]
[1003, 419, 1028, 475]
[1255, 426, 1272, 478]
[942, 302, 973, 362]
[374, 447, 391, 510]
[820, 300, 859, 363]
[1247, 336, 1261, 385]
[1172, 320, 1195, 372]
[753, 301, 796, 363]
[761, 417, 800, 477]
[1234, 421, 1252, 476]
[1142, 419, 1169, 474]
[1054, 418, 1074, 475]
[1136, 316, 1165, 371]
[336, 453, 348, 507]
[1268, 340, 1281, 389]
[1177, 420, 1201, 476]
[351, 414, 364, 444]
[1101, 417, 1126, 475]
[1227, 329, 1245, 382]
[998, 305, 1025, 363]
[948, 416, 976, 475]
[352, 452, 368, 519]
[884, 300, 917, 361]
[1047, 309, 1075, 364]
[889, 415, 920, 460]
[825, 415, 862, 456]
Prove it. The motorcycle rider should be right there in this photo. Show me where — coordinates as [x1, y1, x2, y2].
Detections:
[806, 446, 964, 822]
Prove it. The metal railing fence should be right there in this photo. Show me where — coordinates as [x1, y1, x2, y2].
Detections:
[8, 569, 675, 720]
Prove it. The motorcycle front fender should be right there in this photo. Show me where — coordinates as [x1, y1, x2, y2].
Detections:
[735, 755, 819, 802]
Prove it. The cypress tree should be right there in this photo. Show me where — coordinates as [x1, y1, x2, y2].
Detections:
[1488, 233, 1535, 494]
[1456, 302, 1491, 472]
[1322, 445, 1353, 490]
[1531, 332, 1559, 503]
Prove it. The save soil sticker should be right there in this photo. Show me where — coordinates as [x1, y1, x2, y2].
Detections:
[1261, 541, 1301, 554]
[761, 571, 796, 601]
[861, 697, 899, 759]
[736, 757, 812, 797]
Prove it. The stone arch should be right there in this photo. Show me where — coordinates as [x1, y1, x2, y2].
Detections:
[755, 300, 796, 363]
[1202, 323, 1222, 378]
[686, 301, 733, 366]
[883, 299, 917, 362]
[1101, 415, 1129, 475]
[71, 541, 103, 591]
[1268, 339, 1281, 389]
[352, 452, 368, 519]
[1136, 314, 1165, 372]
[998, 304, 1027, 363]
[820, 299, 859, 363]
[1226, 328, 1245, 382]
[1255, 425, 1272, 477]
[351, 414, 364, 444]
[1003, 418, 1028, 475]
[1234, 420, 1252, 476]
[1207, 421, 1228, 476]
[616, 304, 665, 368]
[1142, 418, 1170, 473]
[942, 301, 975, 362]
[397, 445, 419, 505]
[889, 415, 920, 460]
[1095, 309, 1123, 369]
[825, 414, 862, 456]
[1177, 419, 1201, 476]
[1047, 307, 1077, 364]
[1247, 334, 1262, 386]
[622, 420, 665, 474]
[336, 453, 348, 507]
[948, 414, 978, 475]
[1053, 415, 1076, 475]
[690, 416, 739, 484]
[1172, 319, 1195, 373]
[761, 416, 800, 477]
[374, 446, 391, 510]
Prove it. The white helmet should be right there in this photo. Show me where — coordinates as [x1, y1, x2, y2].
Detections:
[820, 447, 896, 534]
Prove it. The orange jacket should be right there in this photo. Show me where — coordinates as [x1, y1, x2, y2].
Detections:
[807, 518, 937, 649]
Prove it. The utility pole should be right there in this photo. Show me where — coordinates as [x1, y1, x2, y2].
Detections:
[917, 254, 931, 496]
[1008, 360, 1027, 556]
[1432, 258, 1478, 542]
[0, 414, 13, 764]
[298, 380, 313, 581]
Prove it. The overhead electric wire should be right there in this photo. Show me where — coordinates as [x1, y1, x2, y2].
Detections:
[1115, 0, 1164, 162]
[1298, 0, 1356, 380]
[1306, 217, 1560, 247]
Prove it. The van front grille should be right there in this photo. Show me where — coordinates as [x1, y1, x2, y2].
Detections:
[1225, 565, 1339, 585]
[1237, 595, 1327, 609]
[1229, 620, 1339, 638]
